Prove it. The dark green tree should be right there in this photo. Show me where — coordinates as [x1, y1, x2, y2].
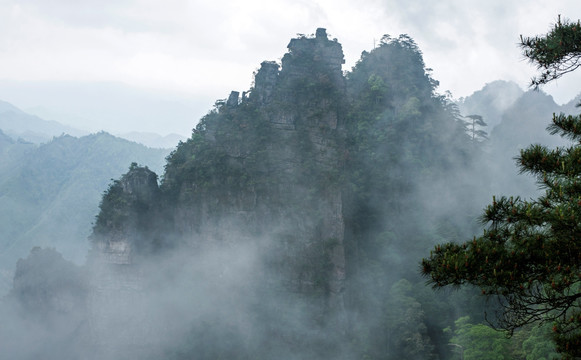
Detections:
[447, 316, 511, 360]
[384, 279, 436, 360]
[422, 17, 581, 358]
[521, 15, 581, 88]
[464, 114, 488, 142]
[520, 323, 561, 360]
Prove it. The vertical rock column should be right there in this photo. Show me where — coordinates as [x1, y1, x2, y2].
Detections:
[274, 28, 347, 317]
[87, 166, 161, 359]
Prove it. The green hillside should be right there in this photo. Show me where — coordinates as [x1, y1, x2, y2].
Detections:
[0, 131, 169, 295]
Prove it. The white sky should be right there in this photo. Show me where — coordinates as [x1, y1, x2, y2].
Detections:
[1, 0, 581, 136]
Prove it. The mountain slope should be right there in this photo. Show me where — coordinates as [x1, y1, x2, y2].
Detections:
[87, 30, 485, 360]
[0, 132, 169, 295]
[116, 131, 185, 149]
[457, 80, 524, 129]
[0, 99, 86, 143]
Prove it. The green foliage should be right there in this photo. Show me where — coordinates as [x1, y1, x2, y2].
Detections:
[347, 34, 438, 103]
[91, 163, 164, 255]
[447, 316, 511, 360]
[384, 279, 435, 360]
[520, 324, 560, 360]
[463, 114, 489, 142]
[443, 319, 559, 360]
[91, 179, 129, 237]
[89, 31, 493, 359]
[422, 125, 581, 353]
[163, 32, 345, 211]
[344, 32, 477, 271]
[423, 17, 581, 358]
[521, 16, 581, 87]
[346, 35, 473, 184]
[0, 132, 168, 295]
[341, 33, 488, 360]
[162, 101, 271, 203]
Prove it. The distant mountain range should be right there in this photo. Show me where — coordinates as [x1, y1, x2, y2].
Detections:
[0, 99, 185, 148]
[0, 80, 206, 136]
[116, 131, 184, 149]
[457, 80, 524, 130]
[0, 99, 87, 143]
[0, 100, 189, 295]
[458, 80, 581, 198]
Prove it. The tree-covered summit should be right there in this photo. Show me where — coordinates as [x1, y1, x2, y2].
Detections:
[38, 29, 498, 360]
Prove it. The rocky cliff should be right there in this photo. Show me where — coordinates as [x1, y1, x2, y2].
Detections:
[88, 28, 349, 358]
[165, 28, 347, 301]
[87, 29, 478, 359]
[88, 165, 163, 359]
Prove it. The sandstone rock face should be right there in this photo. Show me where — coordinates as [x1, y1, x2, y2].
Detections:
[176, 28, 346, 307]
[88, 166, 163, 359]
[88, 29, 349, 357]
[251, 61, 279, 105]
[119, 166, 159, 207]
[270, 28, 346, 310]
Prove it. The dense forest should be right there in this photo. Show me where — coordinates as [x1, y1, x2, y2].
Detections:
[0, 27, 578, 360]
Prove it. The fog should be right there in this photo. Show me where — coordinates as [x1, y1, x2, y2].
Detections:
[1, 25, 578, 360]
[1, 1, 581, 137]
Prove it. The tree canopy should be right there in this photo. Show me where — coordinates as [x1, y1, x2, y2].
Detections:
[463, 114, 488, 142]
[521, 16, 581, 88]
[422, 17, 581, 358]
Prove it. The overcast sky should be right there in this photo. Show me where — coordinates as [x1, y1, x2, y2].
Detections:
[1, 0, 580, 136]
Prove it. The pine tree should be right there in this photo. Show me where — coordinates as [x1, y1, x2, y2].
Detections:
[521, 15, 581, 88]
[464, 114, 488, 142]
[422, 17, 581, 358]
